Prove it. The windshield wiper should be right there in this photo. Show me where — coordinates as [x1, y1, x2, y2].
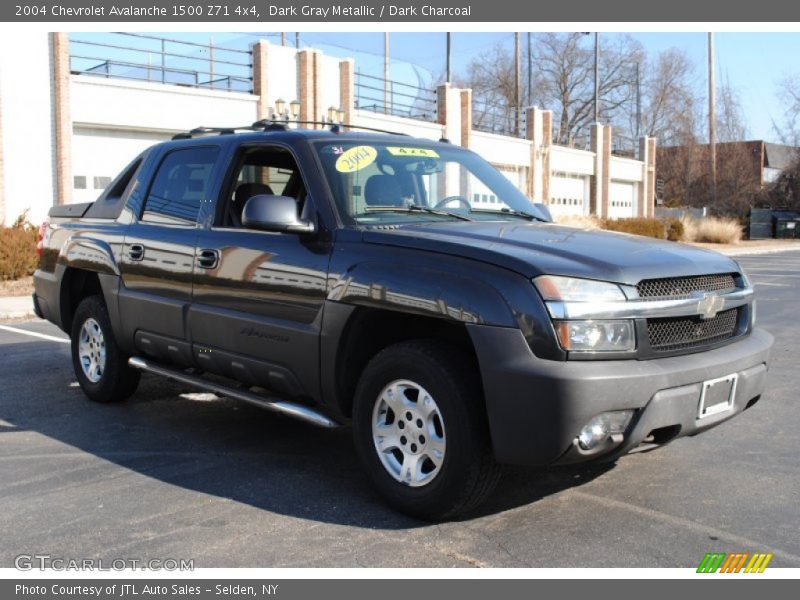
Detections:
[469, 207, 546, 222]
[364, 205, 473, 221]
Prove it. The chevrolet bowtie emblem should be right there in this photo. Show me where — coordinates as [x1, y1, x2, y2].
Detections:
[694, 292, 725, 320]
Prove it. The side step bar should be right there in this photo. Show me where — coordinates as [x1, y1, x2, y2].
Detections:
[128, 357, 339, 429]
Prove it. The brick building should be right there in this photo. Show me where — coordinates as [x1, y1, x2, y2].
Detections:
[656, 140, 797, 209]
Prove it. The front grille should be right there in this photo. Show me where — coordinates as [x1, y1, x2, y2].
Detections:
[647, 308, 739, 352]
[637, 273, 737, 299]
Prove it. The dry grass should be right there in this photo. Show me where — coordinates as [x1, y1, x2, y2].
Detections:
[0, 215, 39, 281]
[553, 214, 602, 229]
[679, 216, 699, 242]
[681, 216, 743, 244]
[554, 212, 743, 244]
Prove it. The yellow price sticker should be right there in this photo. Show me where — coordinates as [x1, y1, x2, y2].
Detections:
[335, 146, 378, 173]
[386, 147, 440, 158]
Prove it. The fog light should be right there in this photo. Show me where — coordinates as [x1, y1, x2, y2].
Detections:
[577, 410, 634, 450]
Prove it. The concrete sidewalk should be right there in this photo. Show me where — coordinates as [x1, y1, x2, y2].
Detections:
[689, 239, 800, 256]
[0, 295, 36, 320]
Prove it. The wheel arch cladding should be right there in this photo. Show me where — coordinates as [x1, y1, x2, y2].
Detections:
[321, 302, 482, 419]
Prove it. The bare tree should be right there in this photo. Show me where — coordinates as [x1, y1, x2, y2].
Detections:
[716, 79, 748, 142]
[459, 43, 520, 135]
[638, 48, 701, 146]
[459, 33, 643, 142]
[533, 33, 644, 145]
[773, 73, 800, 145]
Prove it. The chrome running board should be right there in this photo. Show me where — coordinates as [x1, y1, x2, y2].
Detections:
[128, 356, 339, 429]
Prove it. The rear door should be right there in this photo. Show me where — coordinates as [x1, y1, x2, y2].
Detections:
[118, 144, 222, 366]
[188, 143, 331, 399]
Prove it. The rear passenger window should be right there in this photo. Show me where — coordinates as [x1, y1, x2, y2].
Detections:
[142, 147, 219, 226]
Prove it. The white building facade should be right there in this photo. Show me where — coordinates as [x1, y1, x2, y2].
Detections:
[0, 32, 656, 226]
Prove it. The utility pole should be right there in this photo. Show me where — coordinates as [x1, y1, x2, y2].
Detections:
[281, 32, 286, 47]
[594, 32, 600, 123]
[635, 61, 641, 140]
[384, 32, 390, 114]
[708, 32, 717, 205]
[515, 32, 521, 136]
[527, 32, 532, 106]
[446, 32, 452, 84]
[295, 33, 299, 49]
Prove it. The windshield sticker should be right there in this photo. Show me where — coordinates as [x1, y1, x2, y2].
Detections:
[335, 146, 378, 173]
[386, 147, 440, 158]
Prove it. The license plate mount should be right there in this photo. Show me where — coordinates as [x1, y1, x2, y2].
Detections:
[697, 373, 738, 419]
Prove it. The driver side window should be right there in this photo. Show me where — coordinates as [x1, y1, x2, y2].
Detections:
[218, 146, 307, 228]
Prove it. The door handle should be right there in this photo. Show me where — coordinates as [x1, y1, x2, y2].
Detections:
[195, 248, 219, 269]
[128, 244, 145, 261]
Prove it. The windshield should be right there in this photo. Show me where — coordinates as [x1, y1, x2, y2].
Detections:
[313, 141, 549, 225]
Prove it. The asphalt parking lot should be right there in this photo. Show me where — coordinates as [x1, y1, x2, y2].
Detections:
[1, 251, 799, 569]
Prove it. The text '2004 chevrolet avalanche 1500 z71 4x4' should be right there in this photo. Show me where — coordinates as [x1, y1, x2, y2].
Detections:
[33, 123, 773, 520]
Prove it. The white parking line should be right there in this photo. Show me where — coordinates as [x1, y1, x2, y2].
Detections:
[0, 325, 69, 344]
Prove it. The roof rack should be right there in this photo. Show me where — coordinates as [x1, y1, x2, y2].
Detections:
[171, 120, 409, 140]
[172, 126, 240, 140]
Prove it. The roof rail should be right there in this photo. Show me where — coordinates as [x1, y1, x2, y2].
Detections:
[251, 120, 409, 136]
[172, 126, 242, 140]
[172, 120, 409, 140]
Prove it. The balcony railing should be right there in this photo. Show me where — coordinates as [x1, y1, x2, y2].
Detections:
[355, 71, 437, 123]
[69, 33, 253, 93]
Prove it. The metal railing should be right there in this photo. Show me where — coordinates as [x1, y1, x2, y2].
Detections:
[69, 32, 253, 93]
[472, 97, 526, 138]
[611, 135, 639, 159]
[355, 71, 437, 122]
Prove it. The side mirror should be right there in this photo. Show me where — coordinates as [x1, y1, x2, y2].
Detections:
[242, 194, 315, 234]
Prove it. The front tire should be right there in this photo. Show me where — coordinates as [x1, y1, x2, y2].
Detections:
[71, 295, 140, 403]
[353, 340, 501, 520]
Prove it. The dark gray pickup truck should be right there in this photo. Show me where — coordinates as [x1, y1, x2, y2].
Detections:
[34, 124, 773, 519]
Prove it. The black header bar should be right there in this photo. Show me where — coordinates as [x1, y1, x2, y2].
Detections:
[2, 0, 800, 22]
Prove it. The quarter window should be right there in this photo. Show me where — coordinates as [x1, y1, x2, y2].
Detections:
[142, 147, 220, 226]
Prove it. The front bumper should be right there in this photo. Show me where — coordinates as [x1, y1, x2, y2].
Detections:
[467, 325, 773, 466]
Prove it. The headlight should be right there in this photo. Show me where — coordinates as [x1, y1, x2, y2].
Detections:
[533, 275, 626, 302]
[554, 320, 636, 352]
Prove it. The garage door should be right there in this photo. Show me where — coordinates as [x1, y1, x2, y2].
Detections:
[549, 172, 589, 217]
[71, 127, 170, 204]
[608, 180, 637, 219]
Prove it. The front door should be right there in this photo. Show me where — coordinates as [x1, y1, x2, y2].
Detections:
[188, 144, 331, 399]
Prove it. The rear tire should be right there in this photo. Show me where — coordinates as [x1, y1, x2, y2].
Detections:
[352, 340, 501, 520]
[70, 295, 140, 403]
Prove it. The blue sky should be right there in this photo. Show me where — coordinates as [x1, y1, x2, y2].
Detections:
[77, 32, 800, 143]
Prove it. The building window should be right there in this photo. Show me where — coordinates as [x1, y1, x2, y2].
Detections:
[74, 176, 87, 190]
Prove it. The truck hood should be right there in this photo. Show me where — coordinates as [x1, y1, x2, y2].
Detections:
[362, 221, 741, 284]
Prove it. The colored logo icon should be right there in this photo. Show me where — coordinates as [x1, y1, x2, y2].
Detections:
[696, 552, 773, 573]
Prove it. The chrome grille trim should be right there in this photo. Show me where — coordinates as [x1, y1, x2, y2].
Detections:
[545, 287, 753, 321]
